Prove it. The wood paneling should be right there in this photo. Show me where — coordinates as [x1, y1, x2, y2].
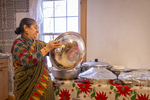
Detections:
[6, 96, 15, 100]
[0, 58, 8, 100]
[0, 58, 8, 68]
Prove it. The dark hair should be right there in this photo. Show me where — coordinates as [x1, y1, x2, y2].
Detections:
[15, 18, 36, 35]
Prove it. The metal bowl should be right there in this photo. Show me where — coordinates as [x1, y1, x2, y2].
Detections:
[49, 32, 86, 70]
[50, 65, 81, 79]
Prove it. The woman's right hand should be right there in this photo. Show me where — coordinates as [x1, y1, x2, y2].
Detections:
[45, 40, 62, 52]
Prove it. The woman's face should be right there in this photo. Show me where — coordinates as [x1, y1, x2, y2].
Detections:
[25, 22, 39, 40]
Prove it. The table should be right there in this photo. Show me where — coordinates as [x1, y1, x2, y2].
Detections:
[50, 74, 150, 100]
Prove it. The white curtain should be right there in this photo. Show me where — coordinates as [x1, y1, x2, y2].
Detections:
[29, 0, 43, 39]
[29, 0, 43, 26]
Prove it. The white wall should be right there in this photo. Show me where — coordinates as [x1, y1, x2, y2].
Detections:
[87, 0, 150, 69]
[16, 12, 29, 27]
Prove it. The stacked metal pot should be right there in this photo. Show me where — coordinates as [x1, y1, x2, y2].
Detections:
[49, 32, 86, 79]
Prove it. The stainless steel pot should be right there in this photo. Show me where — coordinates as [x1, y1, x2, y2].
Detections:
[50, 65, 81, 79]
[49, 32, 86, 70]
[81, 59, 112, 72]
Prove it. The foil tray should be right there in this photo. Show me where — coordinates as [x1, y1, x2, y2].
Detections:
[118, 70, 150, 86]
[78, 68, 117, 84]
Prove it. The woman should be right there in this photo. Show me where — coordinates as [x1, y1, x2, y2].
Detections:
[11, 18, 61, 100]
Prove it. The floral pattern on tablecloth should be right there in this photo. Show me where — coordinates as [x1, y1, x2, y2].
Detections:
[53, 79, 150, 100]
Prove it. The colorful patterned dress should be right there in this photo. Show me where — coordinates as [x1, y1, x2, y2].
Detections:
[11, 35, 55, 100]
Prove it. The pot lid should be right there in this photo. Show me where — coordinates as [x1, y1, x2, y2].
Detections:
[49, 32, 86, 70]
[82, 59, 110, 67]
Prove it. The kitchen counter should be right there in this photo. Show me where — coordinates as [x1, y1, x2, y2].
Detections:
[0, 56, 9, 59]
[50, 74, 150, 100]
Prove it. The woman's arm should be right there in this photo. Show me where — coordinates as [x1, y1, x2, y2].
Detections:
[12, 39, 61, 68]
[12, 40, 44, 67]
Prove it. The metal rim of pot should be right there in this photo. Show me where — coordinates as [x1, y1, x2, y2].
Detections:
[50, 66, 81, 79]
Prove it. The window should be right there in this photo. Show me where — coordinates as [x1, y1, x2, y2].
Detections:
[41, 0, 81, 67]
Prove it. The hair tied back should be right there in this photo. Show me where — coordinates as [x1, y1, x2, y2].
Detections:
[15, 27, 21, 35]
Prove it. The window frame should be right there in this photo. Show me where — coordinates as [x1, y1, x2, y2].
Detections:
[40, 0, 80, 35]
[80, 0, 87, 63]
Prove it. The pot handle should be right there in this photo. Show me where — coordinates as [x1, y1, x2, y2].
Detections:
[81, 65, 86, 72]
[108, 65, 113, 70]
[95, 58, 98, 62]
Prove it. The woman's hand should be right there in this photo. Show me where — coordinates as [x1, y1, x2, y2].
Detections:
[46, 40, 62, 52]
[40, 40, 61, 57]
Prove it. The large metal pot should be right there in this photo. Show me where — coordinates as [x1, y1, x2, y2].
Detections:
[49, 32, 86, 70]
[50, 64, 81, 79]
[81, 59, 112, 72]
